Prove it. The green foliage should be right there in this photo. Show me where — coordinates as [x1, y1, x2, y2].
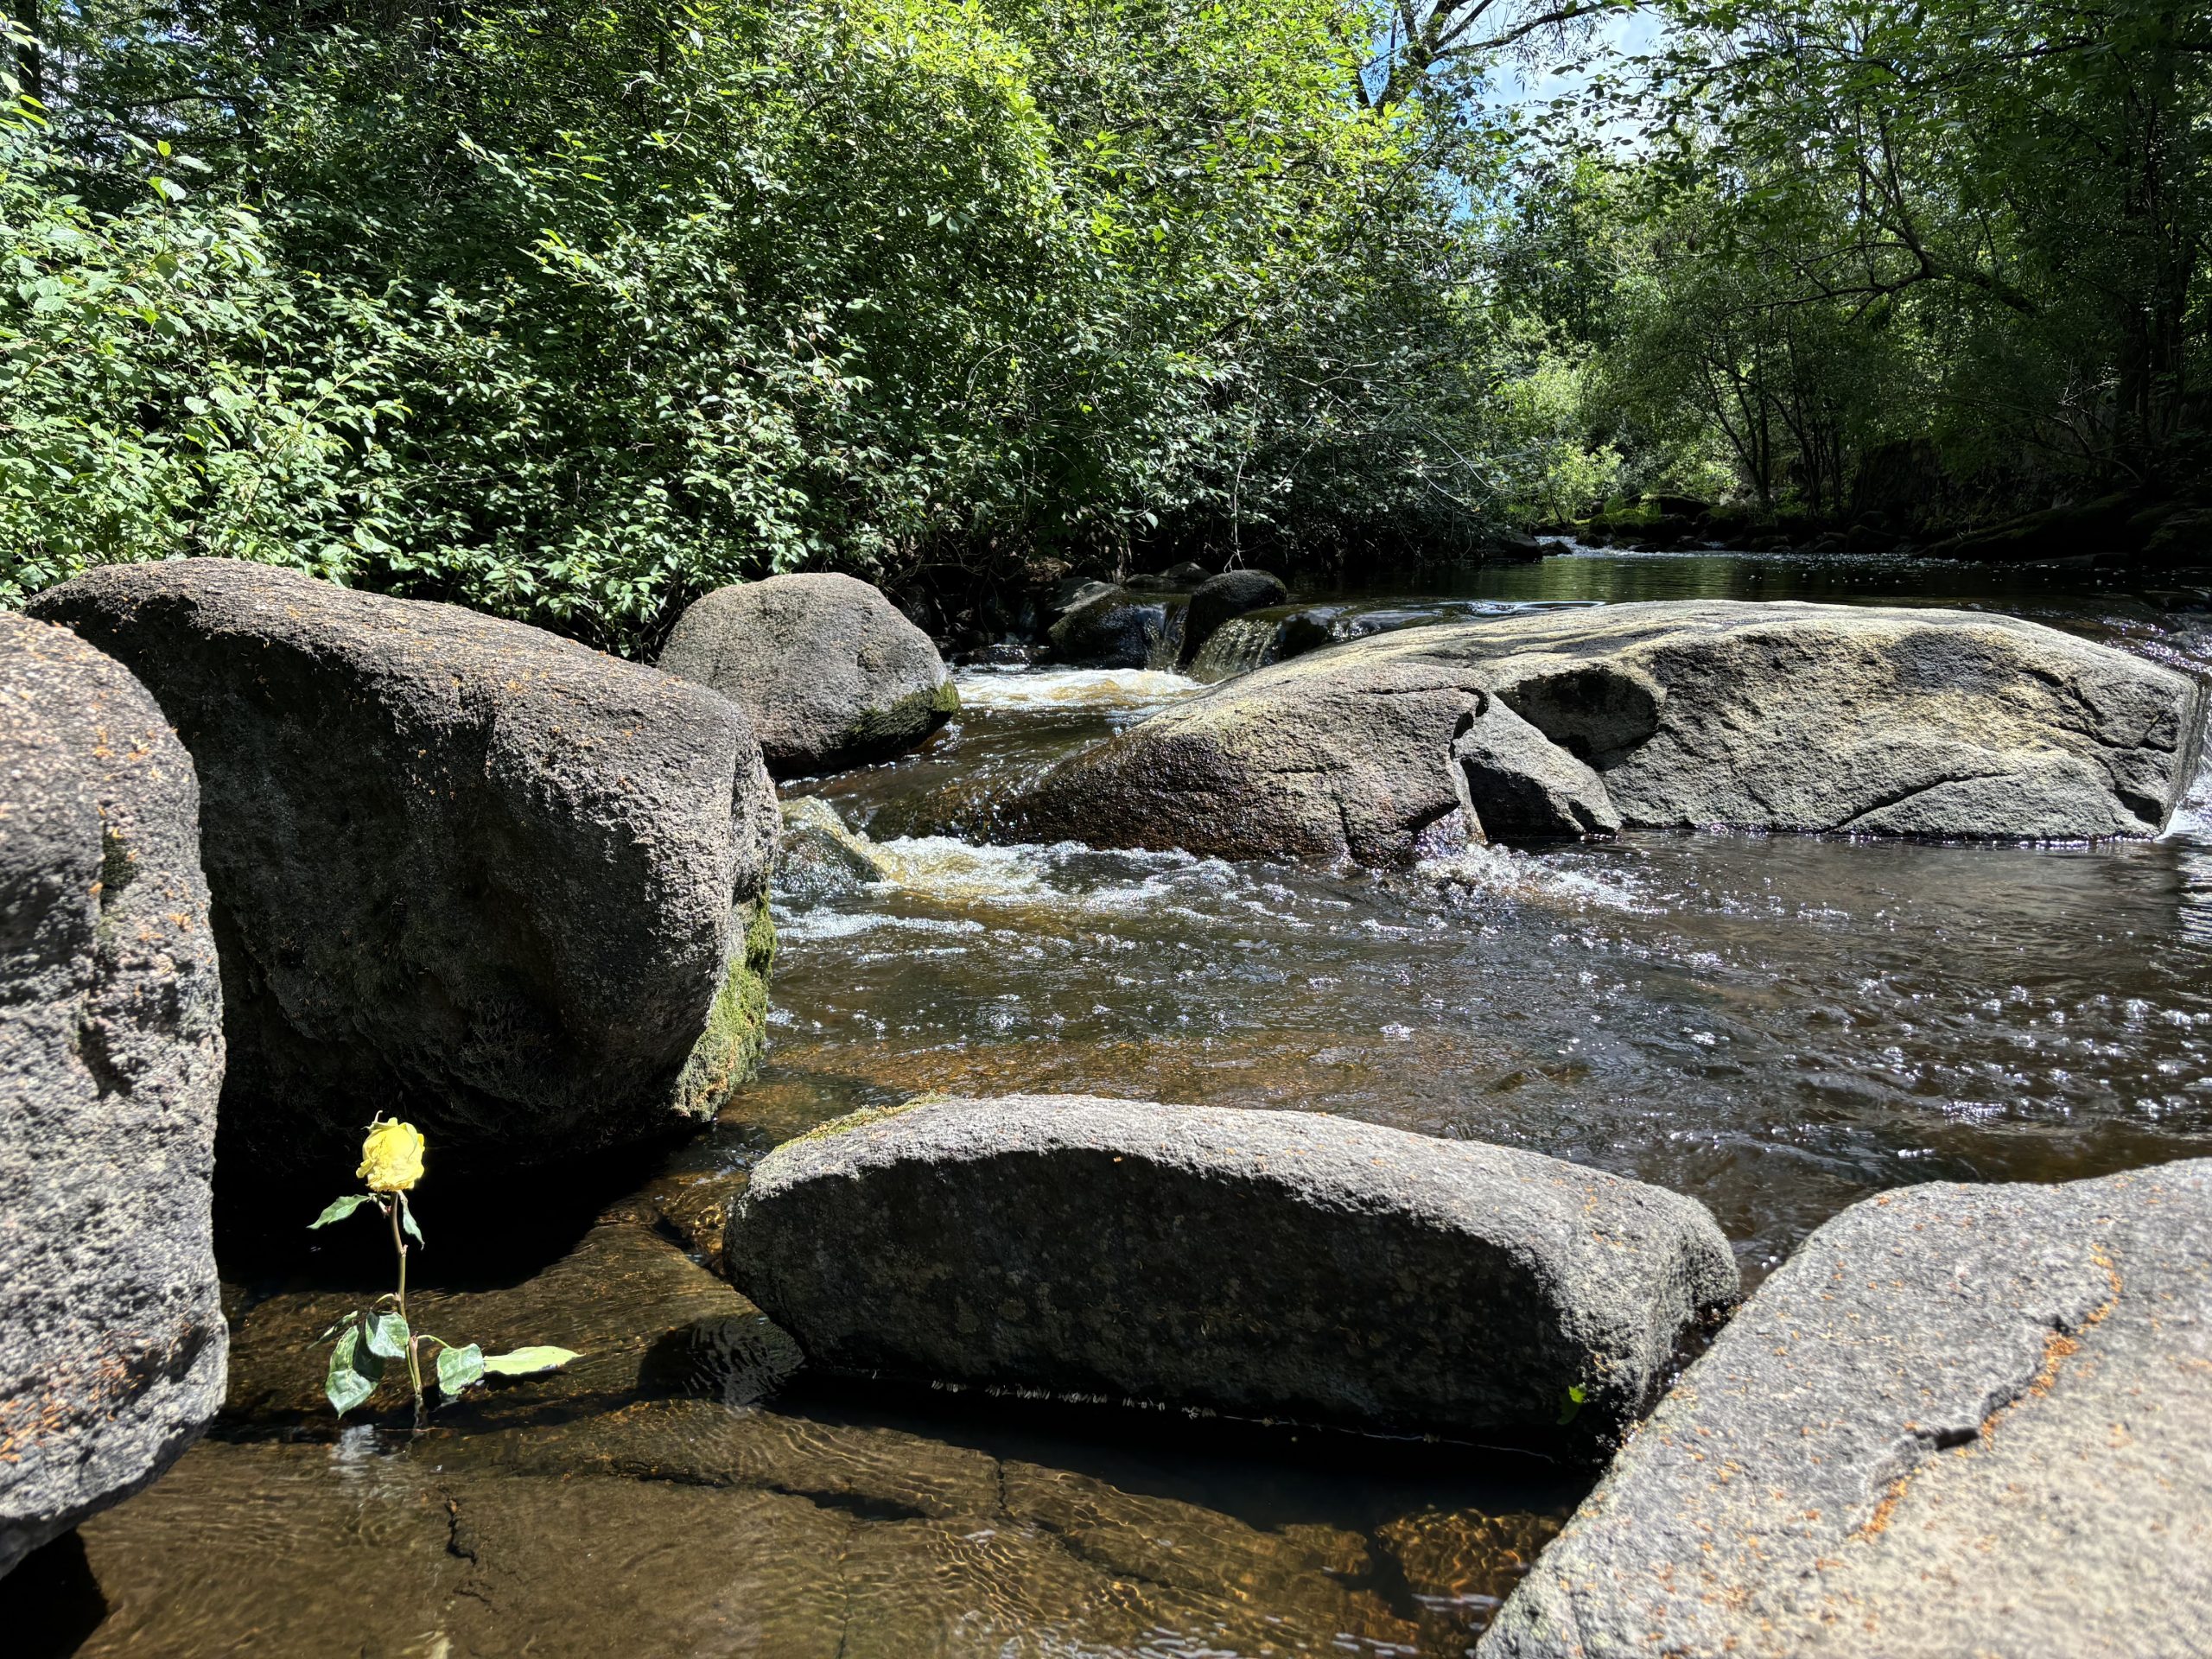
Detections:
[12, 0, 2196, 604]
[1557, 1381, 1587, 1425]
[325, 1323, 383, 1416]
[1591, 0, 2210, 510]
[309, 1193, 376, 1229]
[0, 128, 404, 607]
[7, 0, 1548, 647]
[435, 1343, 486, 1395]
[308, 1142, 578, 1426]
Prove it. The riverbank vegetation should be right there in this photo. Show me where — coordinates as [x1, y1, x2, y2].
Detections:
[4, 0, 2206, 648]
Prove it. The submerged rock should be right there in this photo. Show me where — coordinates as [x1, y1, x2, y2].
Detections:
[30, 560, 779, 1174]
[1179, 569, 1287, 668]
[998, 600, 2198, 862]
[726, 1094, 1738, 1451]
[658, 573, 957, 778]
[1482, 1159, 2212, 1659]
[1046, 584, 1168, 667]
[777, 795, 886, 900]
[0, 614, 226, 1577]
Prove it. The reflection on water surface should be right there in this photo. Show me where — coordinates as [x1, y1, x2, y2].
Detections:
[19, 550, 2212, 1656]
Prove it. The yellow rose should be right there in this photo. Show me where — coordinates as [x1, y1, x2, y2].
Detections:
[358, 1118, 425, 1193]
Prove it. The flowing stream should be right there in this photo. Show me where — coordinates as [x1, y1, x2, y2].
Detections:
[17, 549, 2212, 1657]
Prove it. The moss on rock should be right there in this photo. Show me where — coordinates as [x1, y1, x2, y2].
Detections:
[673, 896, 779, 1119]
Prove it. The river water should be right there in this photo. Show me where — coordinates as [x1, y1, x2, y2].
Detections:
[16, 549, 2212, 1657]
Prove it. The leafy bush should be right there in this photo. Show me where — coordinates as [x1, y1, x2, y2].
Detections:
[8, 0, 1530, 652]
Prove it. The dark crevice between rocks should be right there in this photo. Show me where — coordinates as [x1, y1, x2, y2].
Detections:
[1497, 664, 1663, 770]
[760, 1484, 936, 1524]
[829, 1516, 860, 1659]
[442, 1491, 477, 1564]
[213, 1135, 675, 1297]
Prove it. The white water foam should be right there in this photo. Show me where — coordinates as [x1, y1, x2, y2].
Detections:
[1414, 840, 1657, 913]
[952, 667, 1200, 713]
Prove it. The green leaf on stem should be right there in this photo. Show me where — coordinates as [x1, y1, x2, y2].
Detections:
[309, 1193, 375, 1230]
[481, 1345, 582, 1377]
[364, 1311, 410, 1359]
[435, 1342, 485, 1395]
[398, 1193, 425, 1249]
[327, 1325, 383, 1415]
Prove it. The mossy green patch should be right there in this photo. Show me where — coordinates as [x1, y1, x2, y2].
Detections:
[836, 677, 960, 755]
[671, 894, 778, 1119]
[777, 1093, 950, 1153]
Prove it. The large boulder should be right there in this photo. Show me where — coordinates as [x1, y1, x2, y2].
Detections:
[1179, 569, 1287, 668]
[30, 560, 779, 1174]
[995, 601, 2199, 862]
[1047, 585, 1167, 668]
[0, 614, 226, 1577]
[1482, 1160, 2212, 1659]
[657, 573, 957, 779]
[726, 1095, 1737, 1452]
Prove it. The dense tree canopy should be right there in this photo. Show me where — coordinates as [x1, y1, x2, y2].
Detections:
[1577, 0, 2210, 522]
[3, 0, 2206, 648]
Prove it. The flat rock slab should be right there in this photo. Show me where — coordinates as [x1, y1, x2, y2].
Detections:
[1481, 1160, 2212, 1659]
[727, 1095, 1738, 1451]
[996, 601, 2199, 861]
[658, 573, 956, 778]
[30, 560, 779, 1173]
[0, 614, 226, 1576]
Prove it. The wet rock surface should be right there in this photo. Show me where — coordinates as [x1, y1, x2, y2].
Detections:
[1046, 585, 1167, 667]
[29, 560, 779, 1174]
[658, 573, 957, 778]
[1179, 569, 1287, 666]
[0, 614, 226, 1578]
[1482, 1159, 2212, 1659]
[997, 600, 2200, 861]
[777, 795, 887, 901]
[727, 1094, 1738, 1449]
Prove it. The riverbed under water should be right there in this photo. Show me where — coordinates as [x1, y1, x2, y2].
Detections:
[15, 550, 2212, 1657]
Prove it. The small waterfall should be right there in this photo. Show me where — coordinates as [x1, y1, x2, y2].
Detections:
[1145, 597, 1190, 671]
[1187, 613, 1283, 683]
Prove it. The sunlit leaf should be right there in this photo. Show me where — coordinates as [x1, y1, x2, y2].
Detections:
[481, 1345, 582, 1377]
[309, 1193, 374, 1230]
[435, 1342, 486, 1394]
[326, 1325, 382, 1416]
[364, 1311, 410, 1359]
